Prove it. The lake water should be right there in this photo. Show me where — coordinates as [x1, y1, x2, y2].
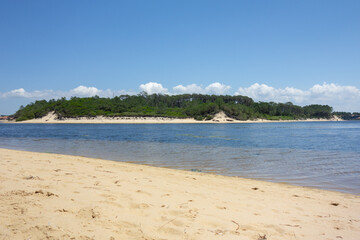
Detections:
[0, 122, 359, 194]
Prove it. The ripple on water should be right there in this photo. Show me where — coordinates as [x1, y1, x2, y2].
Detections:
[0, 122, 359, 194]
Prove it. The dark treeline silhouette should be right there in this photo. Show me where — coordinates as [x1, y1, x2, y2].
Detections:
[13, 93, 335, 121]
[333, 112, 360, 120]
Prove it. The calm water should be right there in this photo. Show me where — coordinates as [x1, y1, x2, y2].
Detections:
[1, 122, 359, 194]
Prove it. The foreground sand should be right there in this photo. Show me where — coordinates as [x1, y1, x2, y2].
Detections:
[0, 148, 359, 240]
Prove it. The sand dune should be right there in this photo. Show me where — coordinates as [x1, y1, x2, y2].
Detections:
[9, 111, 343, 124]
[0, 148, 358, 239]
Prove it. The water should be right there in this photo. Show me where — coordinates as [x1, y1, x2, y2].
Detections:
[0, 122, 359, 194]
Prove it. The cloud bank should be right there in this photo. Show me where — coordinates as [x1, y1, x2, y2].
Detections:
[0, 86, 131, 100]
[173, 82, 231, 95]
[1, 82, 360, 113]
[235, 83, 360, 112]
[139, 82, 169, 95]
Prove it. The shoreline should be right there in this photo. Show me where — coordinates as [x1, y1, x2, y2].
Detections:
[2, 148, 356, 195]
[2, 146, 357, 195]
[1, 148, 359, 239]
[5, 111, 344, 124]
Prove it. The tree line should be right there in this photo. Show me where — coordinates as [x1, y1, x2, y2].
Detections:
[13, 93, 335, 121]
[333, 112, 360, 120]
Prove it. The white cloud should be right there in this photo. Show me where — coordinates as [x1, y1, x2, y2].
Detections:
[0, 86, 130, 100]
[173, 84, 204, 94]
[173, 82, 231, 95]
[236, 83, 360, 112]
[1, 88, 55, 98]
[66, 86, 131, 98]
[310, 83, 360, 98]
[236, 83, 275, 99]
[205, 82, 231, 95]
[139, 82, 169, 95]
[4, 88, 29, 98]
[235, 83, 307, 103]
[70, 86, 101, 97]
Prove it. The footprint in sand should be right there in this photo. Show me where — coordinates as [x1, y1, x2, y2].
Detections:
[170, 219, 185, 227]
[34, 190, 58, 197]
[186, 208, 199, 219]
[55, 209, 69, 213]
[135, 190, 151, 196]
[100, 193, 117, 201]
[158, 226, 183, 235]
[77, 207, 100, 219]
[265, 224, 286, 234]
[216, 206, 227, 210]
[23, 175, 41, 180]
[168, 210, 183, 216]
[130, 203, 150, 209]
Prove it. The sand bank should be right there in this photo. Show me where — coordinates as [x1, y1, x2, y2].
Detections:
[10, 111, 343, 124]
[0, 148, 358, 239]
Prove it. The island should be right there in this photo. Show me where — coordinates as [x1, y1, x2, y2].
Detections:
[10, 93, 357, 123]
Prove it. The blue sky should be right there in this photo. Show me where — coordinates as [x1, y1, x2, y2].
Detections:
[1, 0, 360, 114]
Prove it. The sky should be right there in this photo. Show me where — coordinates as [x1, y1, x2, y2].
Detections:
[1, 0, 360, 114]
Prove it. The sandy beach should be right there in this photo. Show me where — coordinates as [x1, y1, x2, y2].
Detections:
[0, 148, 359, 239]
[7, 111, 344, 124]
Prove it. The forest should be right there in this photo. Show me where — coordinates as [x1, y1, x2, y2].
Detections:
[12, 93, 335, 121]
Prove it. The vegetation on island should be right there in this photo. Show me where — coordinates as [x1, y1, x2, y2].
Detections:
[333, 112, 360, 120]
[13, 93, 336, 121]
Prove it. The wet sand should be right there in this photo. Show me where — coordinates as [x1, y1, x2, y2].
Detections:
[0, 148, 358, 239]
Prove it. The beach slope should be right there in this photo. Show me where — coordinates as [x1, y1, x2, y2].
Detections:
[0, 148, 359, 239]
[9, 111, 344, 123]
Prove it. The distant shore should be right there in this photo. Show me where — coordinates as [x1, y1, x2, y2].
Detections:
[0, 148, 359, 239]
[5, 111, 344, 124]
